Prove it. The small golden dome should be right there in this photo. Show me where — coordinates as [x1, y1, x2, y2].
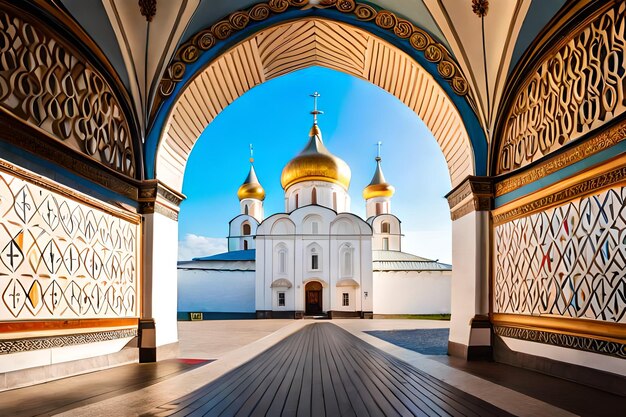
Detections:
[238, 164, 265, 201]
[280, 123, 351, 190]
[363, 157, 395, 199]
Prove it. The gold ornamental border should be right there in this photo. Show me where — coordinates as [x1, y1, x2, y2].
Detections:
[492, 154, 626, 226]
[155, 0, 468, 111]
[492, 313, 626, 344]
[495, 120, 626, 197]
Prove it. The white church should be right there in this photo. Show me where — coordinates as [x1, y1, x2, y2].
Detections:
[178, 95, 451, 319]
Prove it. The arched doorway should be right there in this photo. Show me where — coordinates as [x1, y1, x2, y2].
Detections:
[305, 281, 323, 315]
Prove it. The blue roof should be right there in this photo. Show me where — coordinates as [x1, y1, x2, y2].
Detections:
[192, 249, 256, 262]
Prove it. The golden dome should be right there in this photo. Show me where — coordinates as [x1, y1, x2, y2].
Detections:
[280, 123, 351, 190]
[363, 157, 395, 199]
[237, 163, 265, 201]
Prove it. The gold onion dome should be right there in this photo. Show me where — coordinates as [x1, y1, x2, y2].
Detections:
[280, 122, 351, 190]
[363, 156, 395, 199]
[237, 160, 265, 201]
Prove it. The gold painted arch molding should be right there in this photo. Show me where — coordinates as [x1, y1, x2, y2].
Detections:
[155, 0, 469, 107]
[155, 18, 475, 192]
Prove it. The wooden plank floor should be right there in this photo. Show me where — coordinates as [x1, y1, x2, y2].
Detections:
[145, 323, 514, 417]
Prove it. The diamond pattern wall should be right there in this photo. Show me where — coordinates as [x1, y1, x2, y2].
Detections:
[0, 170, 139, 320]
[495, 186, 626, 323]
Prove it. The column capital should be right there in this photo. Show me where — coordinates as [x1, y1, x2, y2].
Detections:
[445, 176, 494, 221]
[138, 180, 186, 221]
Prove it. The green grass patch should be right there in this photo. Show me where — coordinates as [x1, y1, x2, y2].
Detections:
[373, 314, 451, 320]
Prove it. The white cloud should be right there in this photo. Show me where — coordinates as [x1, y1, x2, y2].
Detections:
[178, 234, 228, 261]
[402, 230, 452, 265]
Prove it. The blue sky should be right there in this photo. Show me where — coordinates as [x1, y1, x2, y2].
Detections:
[178, 66, 452, 263]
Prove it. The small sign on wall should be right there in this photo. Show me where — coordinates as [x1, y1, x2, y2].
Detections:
[189, 312, 203, 321]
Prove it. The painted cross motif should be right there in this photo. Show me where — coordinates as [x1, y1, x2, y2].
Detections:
[1, 239, 23, 272]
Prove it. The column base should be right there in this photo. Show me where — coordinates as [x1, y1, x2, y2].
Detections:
[448, 315, 493, 360]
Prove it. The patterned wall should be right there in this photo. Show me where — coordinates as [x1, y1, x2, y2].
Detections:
[0, 7, 136, 177]
[495, 186, 626, 323]
[0, 169, 139, 320]
[497, 2, 626, 175]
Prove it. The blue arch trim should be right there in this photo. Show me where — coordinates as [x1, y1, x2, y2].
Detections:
[145, 8, 487, 180]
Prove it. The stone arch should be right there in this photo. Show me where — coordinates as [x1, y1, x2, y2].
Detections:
[153, 18, 476, 192]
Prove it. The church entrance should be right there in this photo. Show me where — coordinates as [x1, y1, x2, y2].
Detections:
[305, 281, 323, 315]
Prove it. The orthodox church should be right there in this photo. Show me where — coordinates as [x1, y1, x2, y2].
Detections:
[178, 95, 451, 319]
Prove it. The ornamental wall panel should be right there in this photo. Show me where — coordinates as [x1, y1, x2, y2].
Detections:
[0, 168, 140, 321]
[497, 2, 626, 175]
[0, 7, 136, 178]
[494, 186, 626, 323]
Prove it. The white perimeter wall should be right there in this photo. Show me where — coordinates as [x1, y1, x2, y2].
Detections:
[373, 271, 451, 314]
[178, 270, 255, 312]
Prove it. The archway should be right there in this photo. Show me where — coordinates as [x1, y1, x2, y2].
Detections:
[153, 18, 477, 192]
[146, 16, 490, 359]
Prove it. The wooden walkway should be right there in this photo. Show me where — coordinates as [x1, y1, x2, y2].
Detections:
[145, 323, 513, 417]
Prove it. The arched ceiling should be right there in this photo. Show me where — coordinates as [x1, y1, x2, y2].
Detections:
[53, 0, 567, 144]
[156, 18, 474, 192]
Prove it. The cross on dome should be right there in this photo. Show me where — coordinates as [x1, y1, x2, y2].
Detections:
[310, 92, 324, 124]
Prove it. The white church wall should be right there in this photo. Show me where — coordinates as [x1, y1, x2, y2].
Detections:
[284, 181, 349, 212]
[370, 214, 401, 251]
[177, 269, 255, 313]
[373, 270, 451, 314]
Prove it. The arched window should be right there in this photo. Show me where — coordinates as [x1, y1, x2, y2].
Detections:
[242, 223, 251, 235]
[381, 222, 390, 233]
[295, 193, 299, 209]
[311, 187, 317, 205]
[244, 204, 249, 215]
[376, 202, 383, 215]
[311, 253, 319, 270]
[244, 240, 249, 250]
[382, 237, 389, 250]
[279, 250, 287, 274]
[332, 192, 337, 211]
[342, 250, 352, 277]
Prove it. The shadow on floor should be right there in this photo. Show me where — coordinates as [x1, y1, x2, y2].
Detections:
[0, 359, 212, 417]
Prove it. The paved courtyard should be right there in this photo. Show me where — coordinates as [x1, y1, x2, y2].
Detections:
[0, 319, 621, 416]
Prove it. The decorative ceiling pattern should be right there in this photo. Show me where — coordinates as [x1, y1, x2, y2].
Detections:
[156, 18, 474, 191]
[155, 0, 469, 116]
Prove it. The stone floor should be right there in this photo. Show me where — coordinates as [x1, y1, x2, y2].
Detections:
[0, 319, 622, 416]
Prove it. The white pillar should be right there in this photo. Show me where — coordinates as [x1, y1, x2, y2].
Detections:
[446, 177, 492, 359]
[140, 183, 183, 361]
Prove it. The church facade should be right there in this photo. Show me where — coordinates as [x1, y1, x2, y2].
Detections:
[178, 99, 451, 319]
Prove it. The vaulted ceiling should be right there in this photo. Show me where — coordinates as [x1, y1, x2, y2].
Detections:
[54, 0, 567, 143]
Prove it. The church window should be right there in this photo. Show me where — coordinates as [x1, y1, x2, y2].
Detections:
[295, 193, 299, 209]
[311, 254, 319, 270]
[376, 202, 383, 215]
[381, 222, 390, 233]
[244, 240, 249, 250]
[279, 250, 287, 274]
[278, 292, 285, 307]
[342, 293, 349, 306]
[244, 204, 249, 215]
[342, 250, 352, 277]
[332, 192, 337, 211]
[383, 237, 389, 250]
[242, 223, 251, 235]
[311, 187, 317, 204]
[311, 221, 319, 234]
